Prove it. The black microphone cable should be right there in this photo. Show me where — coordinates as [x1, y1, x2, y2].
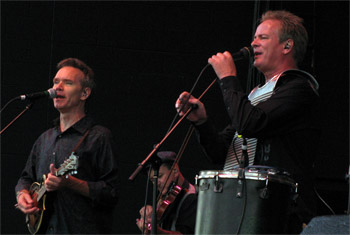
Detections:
[236, 170, 248, 235]
[0, 97, 19, 114]
[234, 135, 248, 234]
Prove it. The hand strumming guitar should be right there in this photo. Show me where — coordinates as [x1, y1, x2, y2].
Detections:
[16, 190, 40, 215]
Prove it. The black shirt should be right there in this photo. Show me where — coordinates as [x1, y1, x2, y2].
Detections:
[195, 70, 320, 226]
[15, 115, 120, 234]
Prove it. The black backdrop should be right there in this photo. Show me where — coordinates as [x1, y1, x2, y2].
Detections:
[1, 1, 349, 234]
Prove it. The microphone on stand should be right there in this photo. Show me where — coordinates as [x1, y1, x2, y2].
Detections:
[17, 88, 57, 101]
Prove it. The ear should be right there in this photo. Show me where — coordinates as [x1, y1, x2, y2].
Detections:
[81, 87, 91, 100]
[283, 40, 293, 54]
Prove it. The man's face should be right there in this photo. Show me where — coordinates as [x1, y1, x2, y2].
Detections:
[150, 164, 177, 197]
[251, 19, 285, 75]
[52, 66, 86, 113]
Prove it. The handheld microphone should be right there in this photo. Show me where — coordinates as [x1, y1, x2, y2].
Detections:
[232, 46, 254, 61]
[18, 88, 57, 101]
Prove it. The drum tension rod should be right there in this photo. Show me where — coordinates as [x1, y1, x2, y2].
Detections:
[214, 174, 223, 193]
[259, 175, 270, 199]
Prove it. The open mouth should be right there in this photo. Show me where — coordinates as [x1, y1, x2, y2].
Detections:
[254, 51, 262, 57]
[55, 94, 65, 99]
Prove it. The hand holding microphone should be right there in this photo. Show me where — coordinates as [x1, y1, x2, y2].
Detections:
[174, 47, 252, 125]
[208, 51, 237, 79]
[208, 47, 253, 79]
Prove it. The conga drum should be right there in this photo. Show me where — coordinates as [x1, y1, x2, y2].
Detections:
[195, 166, 297, 234]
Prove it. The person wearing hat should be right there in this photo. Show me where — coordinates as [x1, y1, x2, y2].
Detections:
[136, 151, 197, 234]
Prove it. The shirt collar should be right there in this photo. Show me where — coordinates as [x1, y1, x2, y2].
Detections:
[52, 115, 96, 134]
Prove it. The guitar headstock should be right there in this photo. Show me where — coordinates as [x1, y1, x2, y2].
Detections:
[56, 153, 79, 177]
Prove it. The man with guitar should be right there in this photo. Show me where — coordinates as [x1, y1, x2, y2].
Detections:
[136, 151, 197, 234]
[15, 58, 120, 234]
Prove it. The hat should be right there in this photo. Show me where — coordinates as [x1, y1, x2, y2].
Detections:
[141, 151, 177, 175]
[157, 151, 177, 164]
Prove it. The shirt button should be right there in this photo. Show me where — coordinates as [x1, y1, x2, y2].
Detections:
[223, 89, 226, 93]
[58, 135, 62, 138]
[227, 107, 231, 110]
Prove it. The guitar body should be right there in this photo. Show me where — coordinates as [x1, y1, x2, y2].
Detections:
[24, 154, 79, 234]
[26, 182, 49, 234]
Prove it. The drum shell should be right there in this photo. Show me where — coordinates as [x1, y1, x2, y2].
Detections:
[195, 169, 296, 234]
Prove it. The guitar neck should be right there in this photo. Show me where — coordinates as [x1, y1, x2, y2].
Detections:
[36, 168, 59, 202]
[36, 184, 47, 202]
[35, 155, 78, 202]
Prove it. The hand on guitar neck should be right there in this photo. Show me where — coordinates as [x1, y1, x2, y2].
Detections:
[46, 164, 89, 197]
[45, 164, 69, 192]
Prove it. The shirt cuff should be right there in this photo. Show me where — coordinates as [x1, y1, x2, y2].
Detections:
[218, 75, 243, 94]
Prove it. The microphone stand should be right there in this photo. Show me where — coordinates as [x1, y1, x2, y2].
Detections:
[129, 77, 218, 182]
[0, 102, 33, 135]
[130, 108, 196, 235]
[129, 78, 218, 234]
[347, 165, 350, 215]
[129, 105, 197, 182]
[151, 165, 158, 235]
[148, 155, 161, 235]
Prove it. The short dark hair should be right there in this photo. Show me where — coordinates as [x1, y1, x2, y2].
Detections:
[57, 58, 96, 90]
[260, 10, 308, 65]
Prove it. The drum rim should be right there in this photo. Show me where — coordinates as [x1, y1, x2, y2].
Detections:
[197, 166, 297, 189]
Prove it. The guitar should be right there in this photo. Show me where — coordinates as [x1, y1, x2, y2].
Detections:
[26, 154, 79, 234]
